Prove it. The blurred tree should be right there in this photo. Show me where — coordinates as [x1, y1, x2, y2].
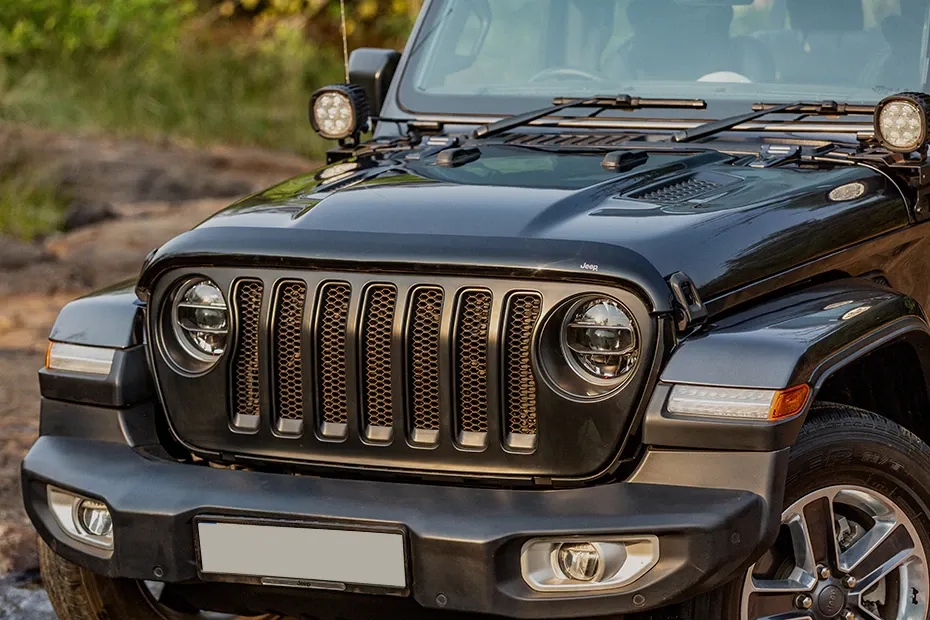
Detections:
[214, 0, 422, 50]
[0, 0, 196, 59]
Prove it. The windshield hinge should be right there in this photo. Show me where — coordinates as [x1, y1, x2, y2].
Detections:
[668, 272, 707, 332]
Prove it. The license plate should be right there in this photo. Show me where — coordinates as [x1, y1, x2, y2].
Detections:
[196, 520, 407, 589]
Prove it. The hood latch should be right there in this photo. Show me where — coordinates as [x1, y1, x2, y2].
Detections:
[668, 272, 707, 332]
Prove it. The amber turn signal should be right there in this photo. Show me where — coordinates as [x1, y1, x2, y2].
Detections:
[769, 384, 811, 421]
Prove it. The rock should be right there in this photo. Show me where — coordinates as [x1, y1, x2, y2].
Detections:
[61, 200, 118, 232]
[0, 236, 53, 271]
[0, 523, 38, 577]
[0, 575, 55, 620]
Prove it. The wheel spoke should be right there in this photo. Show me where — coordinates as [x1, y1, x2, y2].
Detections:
[745, 587, 813, 620]
[799, 496, 840, 570]
[848, 524, 916, 583]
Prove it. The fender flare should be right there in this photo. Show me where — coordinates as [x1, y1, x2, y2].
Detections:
[644, 279, 930, 451]
[41, 279, 153, 409]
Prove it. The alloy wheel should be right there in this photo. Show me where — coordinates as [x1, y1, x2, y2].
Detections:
[741, 485, 928, 620]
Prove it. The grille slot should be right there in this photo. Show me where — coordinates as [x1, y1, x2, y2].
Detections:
[454, 290, 492, 448]
[407, 287, 444, 444]
[629, 175, 722, 203]
[316, 282, 351, 439]
[361, 285, 397, 442]
[231, 280, 264, 431]
[503, 293, 542, 450]
[272, 281, 306, 435]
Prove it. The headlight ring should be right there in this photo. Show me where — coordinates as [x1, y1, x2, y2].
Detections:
[161, 276, 229, 373]
[538, 294, 641, 400]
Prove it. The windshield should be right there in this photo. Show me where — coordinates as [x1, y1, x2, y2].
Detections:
[398, 0, 930, 115]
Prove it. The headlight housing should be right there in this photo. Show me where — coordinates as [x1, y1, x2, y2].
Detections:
[162, 277, 229, 373]
[539, 294, 641, 400]
[562, 298, 638, 384]
[874, 93, 930, 153]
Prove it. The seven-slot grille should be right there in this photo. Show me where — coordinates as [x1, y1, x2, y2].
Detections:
[232, 279, 543, 451]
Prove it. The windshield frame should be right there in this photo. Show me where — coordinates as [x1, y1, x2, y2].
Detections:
[389, 0, 930, 123]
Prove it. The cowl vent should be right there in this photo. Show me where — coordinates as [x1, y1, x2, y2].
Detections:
[504, 133, 632, 148]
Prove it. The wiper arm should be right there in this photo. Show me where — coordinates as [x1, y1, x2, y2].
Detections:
[672, 100, 876, 143]
[473, 95, 706, 140]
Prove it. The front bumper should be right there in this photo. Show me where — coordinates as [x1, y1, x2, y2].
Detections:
[23, 436, 785, 618]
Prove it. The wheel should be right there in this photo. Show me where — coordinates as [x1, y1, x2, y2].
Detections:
[38, 538, 287, 620]
[685, 403, 930, 620]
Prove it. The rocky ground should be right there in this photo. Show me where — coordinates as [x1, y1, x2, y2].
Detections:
[0, 124, 315, 618]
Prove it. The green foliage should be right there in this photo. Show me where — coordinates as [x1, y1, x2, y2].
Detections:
[0, 167, 68, 241]
[0, 0, 196, 59]
[221, 0, 421, 50]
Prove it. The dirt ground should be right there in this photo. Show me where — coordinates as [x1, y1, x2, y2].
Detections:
[0, 124, 316, 594]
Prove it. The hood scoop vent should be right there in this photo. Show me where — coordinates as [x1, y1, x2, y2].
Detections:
[504, 132, 632, 148]
[625, 171, 741, 204]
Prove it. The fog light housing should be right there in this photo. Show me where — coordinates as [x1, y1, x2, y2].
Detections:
[77, 499, 113, 538]
[47, 486, 114, 551]
[521, 537, 659, 592]
[558, 543, 602, 582]
[874, 92, 930, 154]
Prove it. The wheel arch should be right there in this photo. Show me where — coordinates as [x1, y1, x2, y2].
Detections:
[813, 329, 930, 446]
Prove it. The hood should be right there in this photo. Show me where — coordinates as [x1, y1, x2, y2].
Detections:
[141, 144, 907, 314]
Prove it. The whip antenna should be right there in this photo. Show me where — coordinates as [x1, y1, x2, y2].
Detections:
[339, 0, 350, 83]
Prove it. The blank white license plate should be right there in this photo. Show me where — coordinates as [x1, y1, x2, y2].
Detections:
[196, 521, 406, 589]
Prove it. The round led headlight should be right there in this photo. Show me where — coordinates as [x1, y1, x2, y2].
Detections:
[171, 278, 229, 364]
[309, 84, 371, 141]
[874, 93, 930, 153]
[561, 297, 639, 386]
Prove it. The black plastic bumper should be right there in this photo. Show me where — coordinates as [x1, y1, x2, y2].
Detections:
[23, 436, 784, 618]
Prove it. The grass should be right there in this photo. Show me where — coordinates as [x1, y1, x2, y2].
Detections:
[0, 169, 69, 241]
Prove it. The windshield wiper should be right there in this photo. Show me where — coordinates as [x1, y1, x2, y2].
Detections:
[672, 100, 876, 143]
[472, 95, 706, 140]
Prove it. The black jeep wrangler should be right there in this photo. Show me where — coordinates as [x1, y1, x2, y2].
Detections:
[23, 0, 930, 619]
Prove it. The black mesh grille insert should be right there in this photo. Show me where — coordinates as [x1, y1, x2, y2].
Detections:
[272, 281, 306, 432]
[316, 282, 351, 433]
[231, 280, 263, 428]
[503, 293, 541, 444]
[455, 290, 492, 442]
[408, 287, 443, 439]
[362, 285, 397, 436]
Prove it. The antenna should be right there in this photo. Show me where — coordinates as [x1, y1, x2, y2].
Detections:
[339, 0, 350, 83]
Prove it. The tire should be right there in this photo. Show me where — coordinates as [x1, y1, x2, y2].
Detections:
[38, 538, 286, 620]
[683, 403, 930, 620]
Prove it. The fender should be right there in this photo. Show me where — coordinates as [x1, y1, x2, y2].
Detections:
[49, 279, 144, 348]
[40, 280, 158, 447]
[643, 278, 930, 451]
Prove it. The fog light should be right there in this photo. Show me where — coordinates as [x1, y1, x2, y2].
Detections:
[521, 536, 658, 592]
[309, 84, 371, 142]
[47, 487, 114, 551]
[77, 500, 113, 537]
[874, 93, 930, 153]
[558, 543, 602, 581]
